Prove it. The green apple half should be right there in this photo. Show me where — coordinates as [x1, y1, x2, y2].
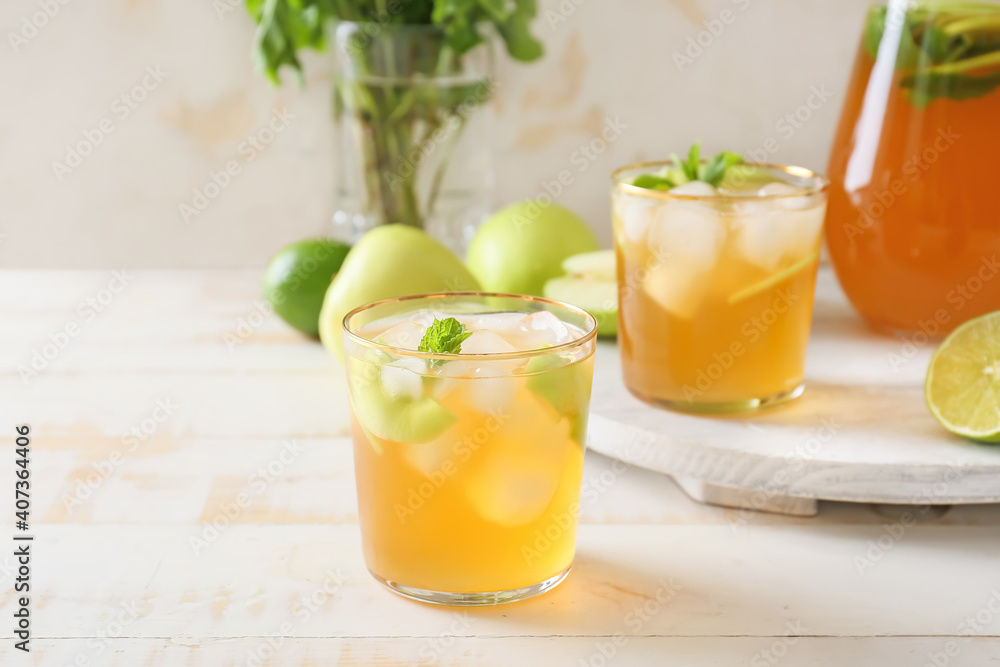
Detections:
[466, 201, 600, 296]
[319, 224, 480, 362]
[544, 249, 618, 337]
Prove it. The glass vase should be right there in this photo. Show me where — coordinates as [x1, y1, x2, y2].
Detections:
[331, 22, 494, 256]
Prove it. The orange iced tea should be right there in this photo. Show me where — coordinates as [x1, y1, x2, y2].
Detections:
[826, 2, 1000, 332]
[612, 163, 828, 412]
[343, 294, 596, 605]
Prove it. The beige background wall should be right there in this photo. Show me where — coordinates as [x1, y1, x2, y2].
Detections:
[1, 0, 870, 268]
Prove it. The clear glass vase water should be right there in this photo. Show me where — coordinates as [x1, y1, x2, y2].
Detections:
[331, 22, 494, 255]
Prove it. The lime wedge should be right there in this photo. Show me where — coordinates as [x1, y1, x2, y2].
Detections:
[727, 248, 820, 305]
[925, 311, 1000, 443]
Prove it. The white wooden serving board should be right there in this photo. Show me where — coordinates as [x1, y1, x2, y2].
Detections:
[587, 268, 1000, 516]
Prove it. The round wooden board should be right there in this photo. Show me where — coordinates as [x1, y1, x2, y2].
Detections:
[586, 268, 1000, 512]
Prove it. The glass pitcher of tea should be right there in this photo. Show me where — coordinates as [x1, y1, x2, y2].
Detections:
[826, 0, 1000, 333]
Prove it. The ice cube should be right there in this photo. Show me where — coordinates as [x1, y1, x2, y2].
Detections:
[669, 181, 717, 197]
[460, 330, 518, 355]
[784, 204, 826, 258]
[732, 208, 793, 272]
[642, 258, 710, 320]
[380, 357, 426, 400]
[404, 428, 459, 477]
[458, 312, 526, 334]
[516, 311, 572, 348]
[648, 200, 726, 271]
[462, 400, 572, 527]
[377, 321, 426, 350]
[759, 182, 812, 210]
[437, 361, 518, 413]
[620, 198, 657, 244]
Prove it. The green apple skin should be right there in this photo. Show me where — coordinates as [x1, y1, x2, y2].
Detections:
[319, 224, 480, 362]
[544, 277, 618, 337]
[466, 202, 600, 296]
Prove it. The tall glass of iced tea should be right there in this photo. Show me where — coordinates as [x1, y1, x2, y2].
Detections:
[343, 293, 596, 605]
[612, 162, 828, 413]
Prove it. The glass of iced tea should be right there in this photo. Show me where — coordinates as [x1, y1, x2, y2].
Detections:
[612, 159, 828, 413]
[343, 293, 597, 605]
[827, 1, 1000, 332]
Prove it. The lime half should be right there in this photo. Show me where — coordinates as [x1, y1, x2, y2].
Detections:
[925, 311, 1000, 443]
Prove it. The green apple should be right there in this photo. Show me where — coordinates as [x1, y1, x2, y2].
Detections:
[349, 370, 457, 445]
[544, 249, 618, 337]
[318, 224, 480, 362]
[466, 201, 599, 296]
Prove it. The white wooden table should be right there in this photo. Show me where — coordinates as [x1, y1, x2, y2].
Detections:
[2, 268, 999, 666]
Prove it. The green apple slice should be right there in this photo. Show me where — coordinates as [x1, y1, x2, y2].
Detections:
[525, 355, 591, 447]
[349, 370, 457, 445]
[544, 277, 618, 337]
[562, 249, 617, 282]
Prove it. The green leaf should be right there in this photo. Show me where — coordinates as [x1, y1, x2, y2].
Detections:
[902, 68, 1000, 107]
[418, 317, 473, 355]
[699, 150, 743, 187]
[495, 0, 544, 61]
[864, 5, 888, 60]
[631, 174, 674, 191]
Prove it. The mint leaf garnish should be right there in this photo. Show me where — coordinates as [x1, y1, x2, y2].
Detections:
[632, 174, 674, 191]
[863, 4, 1000, 107]
[700, 150, 743, 187]
[630, 143, 742, 191]
[418, 317, 472, 356]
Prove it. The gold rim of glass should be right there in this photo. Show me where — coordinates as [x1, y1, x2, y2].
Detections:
[611, 161, 830, 201]
[342, 291, 599, 362]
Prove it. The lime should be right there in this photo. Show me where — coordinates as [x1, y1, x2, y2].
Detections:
[263, 239, 351, 338]
[925, 311, 1000, 443]
[727, 248, 820, 305]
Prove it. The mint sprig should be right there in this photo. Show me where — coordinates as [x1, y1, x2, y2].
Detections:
[631, 143, 743, 191]
[864, 4, 1000, 107]
[418, 317, 472, 356]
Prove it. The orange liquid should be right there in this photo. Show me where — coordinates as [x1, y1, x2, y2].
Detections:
[350, 364, 590, 593]
[615, 240, 819, 407]
[826, 43, 1000, 332]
